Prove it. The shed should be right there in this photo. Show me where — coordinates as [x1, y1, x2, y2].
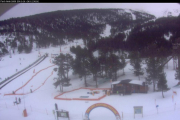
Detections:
[111, 79, 148, 95]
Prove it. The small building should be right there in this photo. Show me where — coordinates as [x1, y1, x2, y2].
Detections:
[111, 79, 148, 95]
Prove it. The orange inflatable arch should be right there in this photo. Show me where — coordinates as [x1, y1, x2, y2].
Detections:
[85, 103, 121, 120]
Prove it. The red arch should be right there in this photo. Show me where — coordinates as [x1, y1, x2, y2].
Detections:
[85, 103, 120, 119]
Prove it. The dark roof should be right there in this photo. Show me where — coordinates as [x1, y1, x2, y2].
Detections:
[120, 79, 132, 84]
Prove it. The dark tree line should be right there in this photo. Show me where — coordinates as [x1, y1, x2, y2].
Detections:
[0, 8, 155, 53]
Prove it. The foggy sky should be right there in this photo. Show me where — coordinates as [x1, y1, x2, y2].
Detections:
[0, 3, 180, 20]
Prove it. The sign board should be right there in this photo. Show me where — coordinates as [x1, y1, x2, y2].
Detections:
[56, 110, 69, 120]
[134, 107, 142, 114]
[57, 111, 69, 117]
[134, 106, 143, 118]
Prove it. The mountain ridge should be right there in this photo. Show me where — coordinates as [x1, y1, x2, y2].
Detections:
[0, 8, 180, 57]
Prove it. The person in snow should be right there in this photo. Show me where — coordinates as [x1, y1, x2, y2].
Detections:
[55, 103, 58, 110]
[14, 101, 18, 105]
[19, 97, 21, 104]
[14, 97, 18, 105]
[30, 89, 32, 93]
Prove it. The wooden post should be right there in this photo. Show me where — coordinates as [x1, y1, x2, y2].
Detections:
[173, 57, 175, 70]
[53, 110, 56, 120]
[174, 103, 176, 110]
[172, 95, 174, 102]
[46, 108, 48, 115]
[30, 105, 32, 111]
[134, 107, 135, 119]
[5, 102, 7, 108]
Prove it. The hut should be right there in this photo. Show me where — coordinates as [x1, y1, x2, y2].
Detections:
[111, 79, 148, 95]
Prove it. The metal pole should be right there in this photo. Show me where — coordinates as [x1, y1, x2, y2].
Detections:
[173, 57, 175, 70]
[60, 44, 61, 52]
[22, 82, 25, 109]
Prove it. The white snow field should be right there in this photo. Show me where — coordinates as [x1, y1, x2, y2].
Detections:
[100, 24, 111, 38]
[0, 40, 180, 120]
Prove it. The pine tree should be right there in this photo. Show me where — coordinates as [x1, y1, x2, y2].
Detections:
[71, 47, 91, 87]
[11, 40, 17, 49]
[175, 66, 180, 82]
[2, 48, 8, 55]
[157, 72, 168, 98]
[146, 57, 164, 92]
[18, 45, 24, 53]
[129, 51, 144, 80]
[53, 53, 72, 92]
[106, 54, 125, 81]
[24, 43, 33, 53]
[88, 57, 100, 88]
[120, 55, 126, 75]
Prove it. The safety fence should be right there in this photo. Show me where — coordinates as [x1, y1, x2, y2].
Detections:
[0, 101, 180, 120]
[0, 102, 53, 116]
[4, 64, 55, 96]
[54, 87, 111, 101]
[0, 54, 48, 89]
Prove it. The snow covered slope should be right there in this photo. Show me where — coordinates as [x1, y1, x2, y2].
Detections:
[0, 40, 180, 120]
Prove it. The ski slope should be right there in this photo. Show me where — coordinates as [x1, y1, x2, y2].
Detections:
[0, 54, 47, 89]
[0, 40, 180, 120]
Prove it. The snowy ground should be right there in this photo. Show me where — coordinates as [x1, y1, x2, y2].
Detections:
[100, 24, 111, 38]
[0, 40, 180, 120]
[58, 89, 104, 99]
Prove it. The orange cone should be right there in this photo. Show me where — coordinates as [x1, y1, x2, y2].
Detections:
[23, 109, 27, 117]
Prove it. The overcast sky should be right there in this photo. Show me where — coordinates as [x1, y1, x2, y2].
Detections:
[0, 3, 180, 20]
